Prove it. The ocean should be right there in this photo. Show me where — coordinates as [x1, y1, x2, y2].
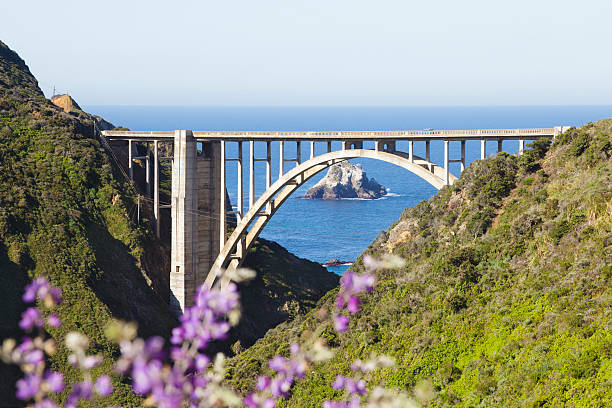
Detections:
[85, 105, 612, 274]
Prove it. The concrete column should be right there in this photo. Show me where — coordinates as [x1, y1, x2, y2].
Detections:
[145, 143, 151, 197]
[409, 141, 413, 162]
[279, 141, 284, 177]
[220, 141, 226, 249]
[481, 139, 486, 159]
[310, 140, 315, 159]
[194, 141, 222, 300]
[374, 141, 380, 151]
[497, 139, 503, 153]
[237, 141, 243, 221]
[296, 141, 301, 164]
[519, 139, 525, 155]
[266, 141, 271, 213]
[444, 140, 449, 186]
[341, 141, 347, 150]
[327, 141, 332, 153]
[249, 141, 255, 209]
[128, 139, 134, 180]
[153, 140, 160, 238]
[170, 130, 197, 315]
[460, 140, 466, 173]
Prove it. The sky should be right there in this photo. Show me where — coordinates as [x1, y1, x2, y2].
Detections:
[1, 0, 611, 106]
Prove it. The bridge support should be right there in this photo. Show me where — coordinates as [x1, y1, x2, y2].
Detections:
[128, 140, 134, 180]
[153, 140, 160, 238]
[170, 131, 224, 315]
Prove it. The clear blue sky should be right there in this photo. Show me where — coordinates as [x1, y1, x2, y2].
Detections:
[1, 0, 611, 106]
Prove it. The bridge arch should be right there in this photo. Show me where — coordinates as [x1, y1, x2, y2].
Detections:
[204, 148, 457, 287]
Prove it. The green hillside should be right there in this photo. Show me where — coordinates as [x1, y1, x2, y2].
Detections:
[226, 121, 612, 406]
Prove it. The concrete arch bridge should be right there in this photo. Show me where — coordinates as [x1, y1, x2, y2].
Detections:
[102, 127, 566, 314]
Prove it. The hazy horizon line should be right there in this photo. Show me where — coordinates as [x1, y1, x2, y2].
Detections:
[82, 104, 612, 108]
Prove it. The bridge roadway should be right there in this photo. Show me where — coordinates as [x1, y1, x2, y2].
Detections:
[103, 127, 558, 141]
[101, 126, 567, 314]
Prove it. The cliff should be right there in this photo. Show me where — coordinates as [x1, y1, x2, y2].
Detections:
[226, 121, 612, 407]
[304, 161, 387, 199]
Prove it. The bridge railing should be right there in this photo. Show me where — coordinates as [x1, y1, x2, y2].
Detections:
[102, 128, 558, 141]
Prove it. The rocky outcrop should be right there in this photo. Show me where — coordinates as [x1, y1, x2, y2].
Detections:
[304, 161, 387, 199]
[50, 93, 82, 112]
[50, 93, 115, 130]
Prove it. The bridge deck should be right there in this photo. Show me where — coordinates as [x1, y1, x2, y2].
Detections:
[102, 128, 559, 141]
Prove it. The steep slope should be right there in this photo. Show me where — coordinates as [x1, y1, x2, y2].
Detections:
[226, 121, 612, 407]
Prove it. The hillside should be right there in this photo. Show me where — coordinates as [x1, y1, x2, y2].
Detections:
[0, 40, 338, 406]
[226, 121, 612, 406]
[0, 40, 179, 406]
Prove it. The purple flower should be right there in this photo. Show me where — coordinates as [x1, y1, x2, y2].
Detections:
[256, 376, 271, 391]
[19, 307, 43, 330]
[268, 356, 287, 372]
[331, 375, 345, 390]
[49, 288, 62, 305]
[95, 375, 113, 396]
[334, 315, 349, 332]
[347, 296, 360, 315]
[46, 314, 61, 328]
[16, 373, 41, 400]
[44, 371, 64, 393]
[24, 349, 44, 366]
[333, 271, 376, 332]
[22, 277, 62, 306]
[194, 353, 209, 372]
[345, 379, 366, 396]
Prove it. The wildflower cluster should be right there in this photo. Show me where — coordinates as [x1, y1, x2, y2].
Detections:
[244, 340, 333, 407]
[5, 257, 409, 407]
[333, 253, 405, 333]
[334, 271, 376, 332]
[113, 281, 243, 407]
[323, 355, 395, 408]
[1, 277, 64, 407]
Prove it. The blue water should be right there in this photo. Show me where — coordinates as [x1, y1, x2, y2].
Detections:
[85, 106, 611, 272]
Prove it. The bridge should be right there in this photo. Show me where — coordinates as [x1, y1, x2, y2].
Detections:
[102, 127, 567, 314]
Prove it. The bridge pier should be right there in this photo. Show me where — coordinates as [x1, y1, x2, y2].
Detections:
[128, 139, 134, 180]
[170, 131, 225, 315]
[153, 140, 160, 238]
[145, 143, 151, 197]
[460, 140, 466, 172]
[444, 140, 449, 185]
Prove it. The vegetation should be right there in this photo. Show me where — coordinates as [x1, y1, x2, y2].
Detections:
[0, 40, 338, 406]
[0, 40, 177, 406]
[226, 122, 612, 407]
